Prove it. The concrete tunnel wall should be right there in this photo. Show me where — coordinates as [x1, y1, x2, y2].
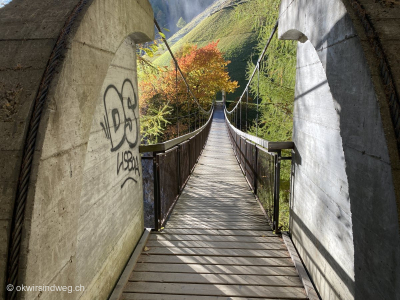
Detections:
[0, 1, 154, 299]
[279, 0, 400, 299]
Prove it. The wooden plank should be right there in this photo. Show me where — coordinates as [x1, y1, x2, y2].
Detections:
[154, 229, 274, 236]
[170, 215, 264, 218]
[148, 234, 279, 243]
[136, 255, 295, 266]
[173, 207, 261, 211]
[190, 173, 247, 176]
[167, 218, 267, 222]
[178, 197, 255, 201]
[180, 190, 252, 194]
[145, 240, 286, 250]
[122, 294, 294, 300]
[172, 209, 262, 213]
[174, 205, 259, 208]
[175, 199, 255, 203]
[173, 205, 258, 209]
[180, 191, 252, 194]
[124, 282, 307, 299]
[183, 188, 252, 193]
[185, 182, 251, 187]
[142, 247, 289, 257]
[165, 221, 269, 226]
[167, 219, 267, 224]
[181, 180, 246, 185]
[172, 212, 265, 216]
[193, 163, 242, 167]
[185, 182, 250, 186]
[173, 203, 257, 206]
[174, 202, 258, 206]
[178, 196, 255, 199]
[109, 228, 151, 300]
[176, 201, 257, 204]
[190, 176, 247, 179]
[164, 225, 271, 230]
[173, 206, 260, 210]
[191, 169, 247, 171]
[166, 221, 268, 225]
[133, 263, 298, 276]
[183, 189, 251, 193]
[170, 213, 263, 217]
[282, 233, 320, 300]
[168, 216, 267, 221]
[129, 272, 304, 287]
[168, 217, 267, 221]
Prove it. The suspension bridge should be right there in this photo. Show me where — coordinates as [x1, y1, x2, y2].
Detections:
[110, 104, 316, 299]
[0, 0, 399, 300]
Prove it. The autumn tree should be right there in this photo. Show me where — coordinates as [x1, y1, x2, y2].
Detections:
[139, 40, 238, 143]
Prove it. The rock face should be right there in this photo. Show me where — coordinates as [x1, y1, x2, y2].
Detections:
[0, 1, 153, 299]
[279, 0, 400, 299]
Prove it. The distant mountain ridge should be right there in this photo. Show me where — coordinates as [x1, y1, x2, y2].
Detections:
[166, 0, 242, 46]
[150, 0, 216, 38]
[153, 0, 258, 99]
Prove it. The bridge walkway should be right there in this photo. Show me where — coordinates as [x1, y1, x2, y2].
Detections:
[121, 107, 308, 299]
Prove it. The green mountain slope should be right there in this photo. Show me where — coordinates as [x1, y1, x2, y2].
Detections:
[150, 0, 216, 38]
[153, 0, 258, 99]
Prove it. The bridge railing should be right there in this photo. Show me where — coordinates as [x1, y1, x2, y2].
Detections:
[225, 109, 293, 233]
[141, 107, 214, 230]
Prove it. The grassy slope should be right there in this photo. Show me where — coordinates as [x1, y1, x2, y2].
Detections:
[153, 2, 258, 100]
[150, 0, 216, 38]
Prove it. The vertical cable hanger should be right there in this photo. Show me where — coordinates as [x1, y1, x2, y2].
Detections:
[225, 20, 278, 133]
[154, 18, 211, 115]
[256, 64, 259, 137]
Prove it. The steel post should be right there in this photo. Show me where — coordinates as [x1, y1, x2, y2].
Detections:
[273, 150, 281, 233]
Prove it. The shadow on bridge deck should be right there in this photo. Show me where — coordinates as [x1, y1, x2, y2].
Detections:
[119, 107, 308, 299]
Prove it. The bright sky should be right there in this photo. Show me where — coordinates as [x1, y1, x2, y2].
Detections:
[0, 0, 12, 8]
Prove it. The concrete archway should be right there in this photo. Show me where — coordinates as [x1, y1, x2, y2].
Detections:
[279, 0, 400, 299]
[0, 1, 153, 299]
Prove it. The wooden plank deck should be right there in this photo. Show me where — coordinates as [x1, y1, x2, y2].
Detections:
[121, 108, 308, 299]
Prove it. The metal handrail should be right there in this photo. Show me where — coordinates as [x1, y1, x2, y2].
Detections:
[140, 106, 214, 153]
[142, 107, 214, 230]
[224, 20, 279, 137]
[225, 20, 278, 114]
[224, 108, 294, 151]
[224, 105, 292, 233]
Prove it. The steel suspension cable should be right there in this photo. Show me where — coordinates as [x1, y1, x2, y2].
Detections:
[154, 18, 211, 115]
[225, 20, 278, 115]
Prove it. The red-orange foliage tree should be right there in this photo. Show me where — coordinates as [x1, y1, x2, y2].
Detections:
[140, 41, 238, 109]
[139, 41, 238, 142]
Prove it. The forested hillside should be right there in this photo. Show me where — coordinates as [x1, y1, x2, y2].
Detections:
[237, 0, 297, 230]
[153, 0, 259, 99]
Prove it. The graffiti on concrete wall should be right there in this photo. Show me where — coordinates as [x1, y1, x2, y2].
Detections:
[117, 150, 140, 187]
[100, 79, 141, 188]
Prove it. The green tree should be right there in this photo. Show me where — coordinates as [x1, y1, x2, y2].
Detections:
[235, 0, 297, 231]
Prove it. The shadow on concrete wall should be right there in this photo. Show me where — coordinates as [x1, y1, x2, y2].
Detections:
[291, 74, 355, 299]
[292, 11, 400, 299]
[323, 15, 399, 300]
[291, 210, 353, 299]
